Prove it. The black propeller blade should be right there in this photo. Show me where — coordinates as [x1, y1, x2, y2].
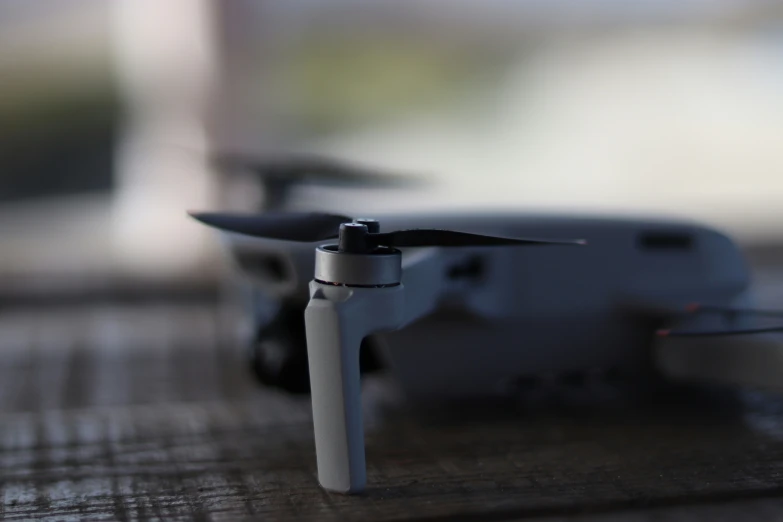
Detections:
[189, 211, 587, 250]
[367, 229, 586, 248]
[658, 325, 783, 337]
[658, 303, 783, 337]
[683, 303, 783, 318]
[210, 153, 424, 211]
[188, 211, 349, 242]
[212, 152, 421, 187]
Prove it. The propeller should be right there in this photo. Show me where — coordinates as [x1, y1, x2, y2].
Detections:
[682, 303, 783, 318]
[188, 211, 353, 243]
[657, 302, 783, 337]
[189, 211, 587, 251]
[658, 325, 783, 337]
[212, 152, 421, 187]
[212, 152, 423, 211]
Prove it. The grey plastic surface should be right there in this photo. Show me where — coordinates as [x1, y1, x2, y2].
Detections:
[314, 245, 402, 286]
[305, 283, 405, 493]
[654, 303, 783, 391]
[656, 333, 783, 390]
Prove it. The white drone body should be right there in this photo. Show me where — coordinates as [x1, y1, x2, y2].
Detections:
[205, 212, 780, 494]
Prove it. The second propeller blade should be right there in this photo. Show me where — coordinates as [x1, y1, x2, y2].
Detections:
[366, 229, 587, 248]
[189, 211, 352, 242]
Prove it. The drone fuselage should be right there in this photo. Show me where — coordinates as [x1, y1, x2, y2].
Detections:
[227, 212, 751, 399]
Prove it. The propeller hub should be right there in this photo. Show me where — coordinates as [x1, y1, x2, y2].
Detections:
[314, 245, 401, 287]
[353, 218, 380, 233]
[338, 223, 370, 253]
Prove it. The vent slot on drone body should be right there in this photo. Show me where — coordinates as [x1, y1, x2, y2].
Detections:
[637, 231, 693, 251]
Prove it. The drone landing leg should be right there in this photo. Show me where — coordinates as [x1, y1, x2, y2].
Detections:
[304, 282, 405, 494]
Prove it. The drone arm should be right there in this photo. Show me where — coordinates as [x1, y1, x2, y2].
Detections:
[304, 282, 405, 494]
[656, 333, 783, 390]
[654, 293, 783, 390]
[304, 246, 499, 494]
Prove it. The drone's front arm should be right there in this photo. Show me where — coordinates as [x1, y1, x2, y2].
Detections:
[305, 283, 405, 493]
[304, 247, 458, 494]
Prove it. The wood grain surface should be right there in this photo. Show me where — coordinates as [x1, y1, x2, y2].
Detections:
[2, 294, 783, 521]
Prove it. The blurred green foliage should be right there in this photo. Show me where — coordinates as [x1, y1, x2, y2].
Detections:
[279, 36, 512, 134]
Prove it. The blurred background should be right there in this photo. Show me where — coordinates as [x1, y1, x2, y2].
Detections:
[5, 4, 783, 516]
[2, 0, 783, 296]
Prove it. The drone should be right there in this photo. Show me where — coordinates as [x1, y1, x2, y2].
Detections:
[191, 202, 783, 495]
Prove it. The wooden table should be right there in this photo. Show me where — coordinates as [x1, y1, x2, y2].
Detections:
[3, 266, 783, 521]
